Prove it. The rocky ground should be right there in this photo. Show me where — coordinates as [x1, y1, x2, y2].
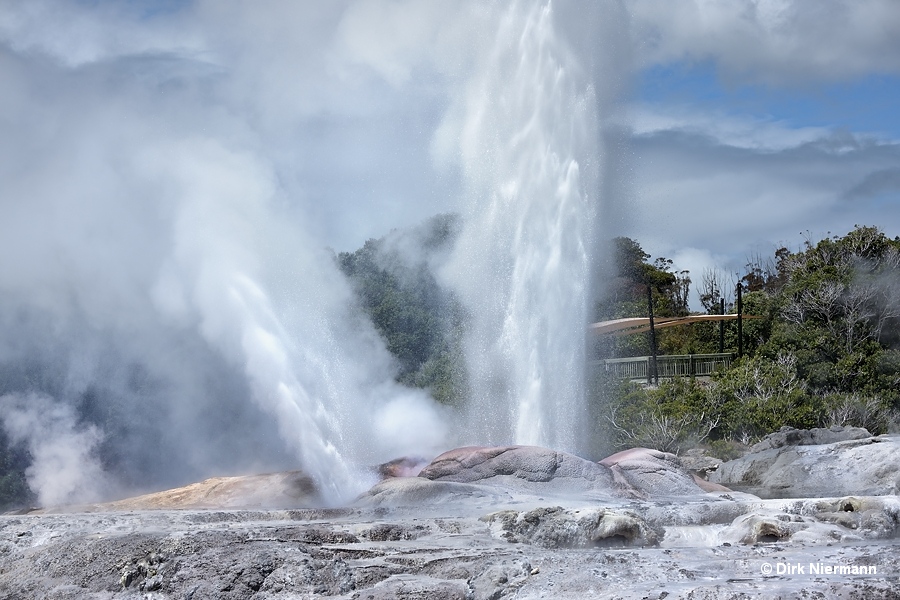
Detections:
[1, 429, 899, 599]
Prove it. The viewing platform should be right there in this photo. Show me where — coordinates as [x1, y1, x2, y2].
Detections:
[591, 353, 734, 381]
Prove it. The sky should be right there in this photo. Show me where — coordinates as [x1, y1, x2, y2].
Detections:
[623, 0, 900, 305]
[3, 0, 899, 297]
[1, 0, 900, 500]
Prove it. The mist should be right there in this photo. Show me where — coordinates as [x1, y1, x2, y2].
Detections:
[0, 0, 633, 505]
[0, 0, 478, 504]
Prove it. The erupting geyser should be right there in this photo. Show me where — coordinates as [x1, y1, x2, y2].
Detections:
[443, 0, 609, 454]
[0, 0, 626, 507]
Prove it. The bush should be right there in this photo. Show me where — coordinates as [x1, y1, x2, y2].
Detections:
[819, 393, 899, 434]
[705, 439, 748, 461]
[707, 353, 817, 443]
[597, 377, 721, 455]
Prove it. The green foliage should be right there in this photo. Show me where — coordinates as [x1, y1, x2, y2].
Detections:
[596, 237, 684, 318]
[818, 392, 898, 434]
[338, 214, 468, 406]
[593, 225, 900, 451]
[707, 354, 818, 442]
[341, 219, 900, 450]
[0, 429, 35, 511]
[595, 351, 896, 454]
[599, 376, 721, 454]
[340, 244, 440, 375]
[594, 237, 691, 358]
[0, 470, 32, 511]
[401, 345, 468, 407]
[705, 439, 747, 461]
[755, 225, 900, 406]
[613, 237, 677, 289]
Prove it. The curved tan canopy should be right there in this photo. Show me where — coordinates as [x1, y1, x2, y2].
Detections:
[590, 314, 761, 337]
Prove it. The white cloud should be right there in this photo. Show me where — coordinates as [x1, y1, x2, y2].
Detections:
[0, 0, 201, 67]
[630, 0, 900, 84]
[631, 104, 831, 151]
[621, 2, 900, 284]
[667, 247, 733, 310]
[626, 116, 900, 277]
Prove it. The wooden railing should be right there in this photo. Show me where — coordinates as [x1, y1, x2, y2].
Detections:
[591, 353, 734, 381]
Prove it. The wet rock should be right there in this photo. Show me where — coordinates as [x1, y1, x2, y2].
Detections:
[750, 425, 872, 452]
[362, 523, 430, 542]
[811, 496, 900, 538]
[351, 575, 471, 600]
[678, 448, 725, 475]
[465, 559, 534, 600]
[716, 496, 900, 546]
[356, 476, 508, 507]
[64, 470, 322, 512]
[727, 514, 794, 544]
[375, 457, 429, 479]
[2, 503, 900, 599]
[481, 506, 660, 548]
[692, 474, 732, 493]
[290, 527, 360, 545]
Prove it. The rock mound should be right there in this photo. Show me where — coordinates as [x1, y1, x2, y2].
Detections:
[418, 445, 627, 498]
[750, 425, 872, 452]
[373, 445, 727, 505]
[75, 471, 319, 512]
[710, 430, 900, 498]
[599, 447, 711, 496]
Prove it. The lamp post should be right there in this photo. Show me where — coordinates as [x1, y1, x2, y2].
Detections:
[736, 284, 743, 359]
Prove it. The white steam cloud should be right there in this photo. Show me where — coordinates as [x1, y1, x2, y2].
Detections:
[372, 394, 450, 461]
[0, 0, 474, 504]
[0, 393, 111, 507]
[0, 0, 629, 505]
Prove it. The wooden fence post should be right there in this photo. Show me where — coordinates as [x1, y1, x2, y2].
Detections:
[647, 285, 658, 385]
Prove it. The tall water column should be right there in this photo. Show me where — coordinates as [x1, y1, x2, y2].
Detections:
[443, 0, 606, 454]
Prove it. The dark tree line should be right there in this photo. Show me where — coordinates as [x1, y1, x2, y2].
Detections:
[3, 219, 898, 508]
[336, 213, 468, 407]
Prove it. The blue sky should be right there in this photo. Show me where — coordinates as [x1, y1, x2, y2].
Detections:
[631, 60, 900, 279]
[639, 64, 900, 139]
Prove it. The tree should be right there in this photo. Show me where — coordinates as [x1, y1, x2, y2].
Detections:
[0, 428, 35, 511]
[592, 225, 900, 450]
[337, 214, 468, 406]
[596, 238, 685, 316]
[698, 268, 733, 314]
[593, 237, 690, 358]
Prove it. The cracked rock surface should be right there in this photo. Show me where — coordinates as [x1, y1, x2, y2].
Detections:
[3, 500, 900, 599]
[3, 441, 900, 599]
